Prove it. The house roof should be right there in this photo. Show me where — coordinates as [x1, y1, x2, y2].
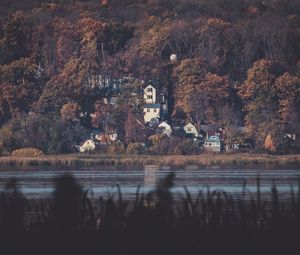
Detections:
[200, 124, 219, 132]
[184, 123, 196, 128]
[144, 103, 161, 108]
[158, 121, 170, 127]
[81, 138, 95, 146]
[207, 136, 220, 142]
[144, 84, 156, 89]
[147, 79, 159, 88]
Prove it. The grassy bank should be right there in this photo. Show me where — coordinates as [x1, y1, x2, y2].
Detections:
[1, 153, 300, 168]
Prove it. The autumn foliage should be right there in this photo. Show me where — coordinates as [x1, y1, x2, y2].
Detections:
[0, 0, 300, 154]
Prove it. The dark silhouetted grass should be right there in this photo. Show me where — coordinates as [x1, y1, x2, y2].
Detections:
[0, 173, 299, 255]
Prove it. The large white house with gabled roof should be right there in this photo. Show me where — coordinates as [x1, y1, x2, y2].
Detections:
[143, 82, 160, 123]
[144, 84, 157, 104]
[143, 81, 169, 123]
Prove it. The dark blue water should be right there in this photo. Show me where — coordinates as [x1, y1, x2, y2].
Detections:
[0, 165, 299, 200]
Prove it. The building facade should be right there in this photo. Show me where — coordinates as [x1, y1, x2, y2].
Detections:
[184, 123, 199, 137]
[204, 136, 221, 152]
[143, 104, 161, 123]
[143, 84, 157, 104]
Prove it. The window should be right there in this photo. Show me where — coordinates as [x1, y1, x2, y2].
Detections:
[209, 143, 211, 146]
[147, 88, 153, 92]
[147, 109, 150, 112]
[154, 108, 157, 112]
[187, 128, 192, 131]
[147, 95, 152, 99]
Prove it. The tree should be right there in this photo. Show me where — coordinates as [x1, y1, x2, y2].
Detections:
[124, 111, 147, 144]
[0, 11, 32, 64]
[103, 21, 134, 55]
[0, 115, 24, 155]
[0, 114, 87, 155]
[195, 18, 232, 73]
[60, 102, 81, 123]
[90, 100, 111, 129]
[172, 58, 207, 117]
[275, 73, 300, 151]
[34, 56, 102, 114]
[173, 58, 235, 126]
[195, 72, 233, 124]
[0, 58, 46, 126]
[239, 59, 282, 147]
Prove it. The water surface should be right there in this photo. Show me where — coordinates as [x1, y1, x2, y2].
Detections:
[0, 165, 299, 200]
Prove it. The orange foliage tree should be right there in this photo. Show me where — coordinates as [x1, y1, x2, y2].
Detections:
[239, 59, 290, 150]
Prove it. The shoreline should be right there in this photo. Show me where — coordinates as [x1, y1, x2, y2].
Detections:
[0, 153, 300, 168]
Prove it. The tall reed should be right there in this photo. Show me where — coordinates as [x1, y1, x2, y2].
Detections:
[0, 173, 299, 255]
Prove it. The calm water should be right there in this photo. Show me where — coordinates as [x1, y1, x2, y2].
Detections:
[0, 165, 299, 200]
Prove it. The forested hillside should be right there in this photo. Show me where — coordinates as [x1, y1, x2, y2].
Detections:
[0, 0, 300, 154]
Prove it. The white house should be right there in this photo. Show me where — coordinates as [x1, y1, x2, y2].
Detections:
[183, 123, 199, 137]
[157, 121, 172, 136]
[143, 103, 161, 123]
[108, 133, 118, 142]
[204, 136, 221, 152]
[78, 139, 96, 152]
[144, 84, 157, 104]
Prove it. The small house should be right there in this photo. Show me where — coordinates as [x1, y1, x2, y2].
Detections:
[143, 103, 161, 123]
[108, 132, 118, 142]
[200, 124, 223, 139]
[157, 121, 172, 136]
[78, 139, 96, 152]
[204, 136, 221, 152]
[184, 123, 199, 137]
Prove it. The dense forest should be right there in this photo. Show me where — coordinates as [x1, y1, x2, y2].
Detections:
[0, 0, 300, 155]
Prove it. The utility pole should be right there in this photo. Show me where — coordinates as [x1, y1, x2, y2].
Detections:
[101, 43, 106, 67]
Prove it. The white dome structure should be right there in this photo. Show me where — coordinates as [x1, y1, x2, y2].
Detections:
[170, 54, 177, 62]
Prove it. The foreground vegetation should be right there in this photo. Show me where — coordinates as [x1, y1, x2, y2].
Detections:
[1, 153, 300, 168]
[0, 173, 299, 255]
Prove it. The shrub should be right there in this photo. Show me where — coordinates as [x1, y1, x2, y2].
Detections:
[107, 141, 126, 154]
[148, 134, 170, 154]
[0, 113, 87, 155]
[0, 116, 25, 155]
[149, 136, 202, 155]
[126, 142, 146, 155]
[11, 148, 44, 157]
[172, 139, 201, 155]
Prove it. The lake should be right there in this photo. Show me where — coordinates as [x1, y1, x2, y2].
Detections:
[0, 165, 299, 200]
